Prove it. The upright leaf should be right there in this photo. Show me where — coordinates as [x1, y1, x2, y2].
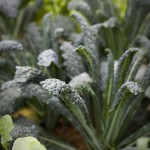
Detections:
[104, 49, 114, 107]
[40, 78, 102, 149]
[114, 48, 138, 93]
[105, 81, 143, 144]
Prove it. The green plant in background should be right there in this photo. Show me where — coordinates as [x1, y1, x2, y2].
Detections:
[68, 0, 150, 59]
[0, 115, 14, 150]
[112, 0, 127, 19]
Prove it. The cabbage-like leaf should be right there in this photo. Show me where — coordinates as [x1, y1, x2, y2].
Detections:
[0, 115, 14, 150]
[37, 49, 58, 67]
[12, 136, 47, 150]
[60, 42, 85, 78]
[10, 117, 70, 150]
[136, 137, 150, 150]
[0, 40, 23, 52]
[0, 0, 21, 18]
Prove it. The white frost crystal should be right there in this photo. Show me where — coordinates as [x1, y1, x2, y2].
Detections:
[0, 40, 23, 52]
[40, 78, 66, 96]
[40, 78, 89, 122]
[69, 72, 92, 88]
[37, 49, 58, 67]
[122, 81, 143, 95]
[15, 66, 42, 82]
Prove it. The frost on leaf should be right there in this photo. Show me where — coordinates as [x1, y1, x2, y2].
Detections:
[40, 79, 66, 96]
[92, 17, 118, 31]
[60, 42, 85, 78]
[22, 83, 51, 105]
[15, 66, 43, 83]
[114, 48, 139, 91]
[0, 0, 21, 18]
[68, 0, 92, 17]
[112, 81, 143, 110]
[69, 72, 93, 88]
[40, 78, 90, 123]
[0, 88, 23, 116]
[11, 117, 45, 142]
[1, 66, 43, 90]
[123, 81, 143, 95]
[1, 80, 23, 90]
[0, 40, 23, 52]
[37, 49, 58, 67]
[72, 12, 98, 57]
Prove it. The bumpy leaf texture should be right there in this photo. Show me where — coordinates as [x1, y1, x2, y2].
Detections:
[112, 81, 143, 110]
[40, 78, 90, 124]
[0, 0, 21, 18]
[0, 40, 23, 52]
[0, 88, 23, 117]
[68, 0, 92, 18]
[37, 49, 58, 67]
[14, 66, 43, 82]
[1, 66, 44, 90]
[60, 42, 85, 78]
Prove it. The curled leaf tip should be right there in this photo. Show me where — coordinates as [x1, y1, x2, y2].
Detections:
[0, 40, 23, 52]
[40, 79, 66, 96]
[122, 81, 143, 95]
[37, 49, 58, 67]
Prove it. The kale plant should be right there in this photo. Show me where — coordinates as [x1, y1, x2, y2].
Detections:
[40, 46, 150, 149]
[0, 0, 150, 150]
[68, 0, 150, 59]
